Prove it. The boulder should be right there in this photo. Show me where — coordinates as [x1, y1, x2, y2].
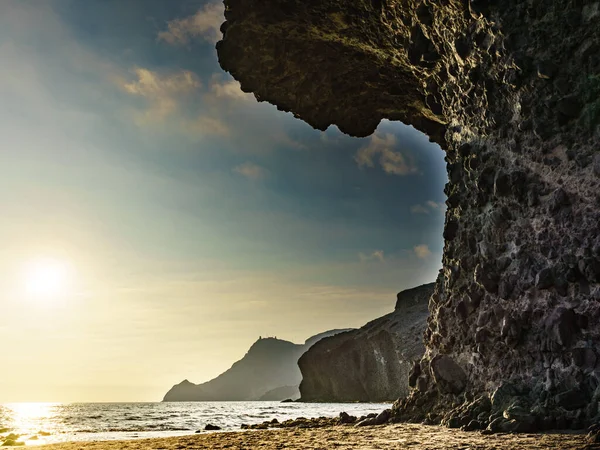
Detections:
[339, 412, 356, 424]
[430, 355, 467, 394]
[555, 387, 588, 411]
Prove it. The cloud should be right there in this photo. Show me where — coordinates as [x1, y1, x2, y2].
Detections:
[413, 245, 432, 259]
[202, 75, 308, 152]
[123, 68, 200, 97]
[275, 133, 308, 151]
[118, 68, 305, 151]
[359, 250, 385, 263]
[410, 204, 429, 214]
[234, 162, 269, 181]
[210, 75, 253, 101]
[186, 115, 230, 137]
[319, 126, 346, 145]
[355, 132, 418, 175]
[121, 68, 200, 122]
[410, 200, 445, 214]
[427, 200, 443, 209]
[158, 2, 224, 45]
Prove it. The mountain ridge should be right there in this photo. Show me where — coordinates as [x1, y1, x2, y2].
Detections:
[162, 330, 351, 402]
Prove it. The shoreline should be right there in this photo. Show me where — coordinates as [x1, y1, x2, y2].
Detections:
[0, 402, 392, 447]
[36, 424, 594, 450]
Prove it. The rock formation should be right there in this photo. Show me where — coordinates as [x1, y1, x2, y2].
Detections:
[163, 331, 350, 401]
[298, 283, 434, 402]
[258, 385, 300, 401]
[216, 0, 600, 432]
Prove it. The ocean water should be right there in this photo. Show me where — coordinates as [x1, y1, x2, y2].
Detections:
[0, 402, 391, 445]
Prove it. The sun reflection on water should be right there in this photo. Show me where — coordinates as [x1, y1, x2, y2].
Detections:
[1, 403, 58, 446]
[7, 402, 56, 421]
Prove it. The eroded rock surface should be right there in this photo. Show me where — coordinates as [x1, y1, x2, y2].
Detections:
[298, 283, 434, 402]
[217, 0, 600, 433]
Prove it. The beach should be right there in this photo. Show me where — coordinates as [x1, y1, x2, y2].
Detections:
[38, 424, 595, 450]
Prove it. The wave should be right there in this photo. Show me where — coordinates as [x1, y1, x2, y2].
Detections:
[0, 401, 391, 444]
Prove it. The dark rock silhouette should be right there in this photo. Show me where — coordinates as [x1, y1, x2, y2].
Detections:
[216, 0, 600, 432]
[163, 330, 350, 401]
[258, 385, 300, 401]
[298, 283, 434, 402]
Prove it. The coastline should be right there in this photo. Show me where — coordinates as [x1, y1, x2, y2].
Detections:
[36, 424, 593, 450]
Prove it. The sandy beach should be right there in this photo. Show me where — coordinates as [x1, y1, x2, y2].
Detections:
[37, 424, 597, 450]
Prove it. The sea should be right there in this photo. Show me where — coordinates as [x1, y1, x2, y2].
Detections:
[0, 402, 391, 446]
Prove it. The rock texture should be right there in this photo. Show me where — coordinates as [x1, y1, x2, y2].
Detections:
[163, 331, 350, 401]
[298, 283, 434, 402]
[217, 0, 600, 432]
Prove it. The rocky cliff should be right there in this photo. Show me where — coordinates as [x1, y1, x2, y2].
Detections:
[216, 0, 600, 432]
[298, 283, 434, 402]
[163, 330, 350, 401]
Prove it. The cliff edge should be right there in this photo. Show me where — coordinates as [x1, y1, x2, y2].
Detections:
[298, 283, 434, 402]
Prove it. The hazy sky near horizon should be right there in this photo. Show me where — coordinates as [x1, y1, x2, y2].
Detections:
[0, 0, 447, 402]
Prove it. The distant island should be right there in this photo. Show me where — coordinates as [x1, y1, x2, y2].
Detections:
[162, 330, 351, 402]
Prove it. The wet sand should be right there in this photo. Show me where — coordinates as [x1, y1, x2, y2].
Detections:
[39, 423, 597, 449]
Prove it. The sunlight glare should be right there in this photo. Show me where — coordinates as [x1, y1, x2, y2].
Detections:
[4, 403, 57, 442]
[22, 257, 73, 301]
[6, 402, 55, 422]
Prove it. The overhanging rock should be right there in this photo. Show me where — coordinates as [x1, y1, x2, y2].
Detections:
[217, 0, 600, 432]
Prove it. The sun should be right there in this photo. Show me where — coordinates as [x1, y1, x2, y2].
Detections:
[22, 257, 73, 300]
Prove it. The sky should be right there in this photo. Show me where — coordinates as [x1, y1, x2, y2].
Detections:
[0, 0, 447, 402]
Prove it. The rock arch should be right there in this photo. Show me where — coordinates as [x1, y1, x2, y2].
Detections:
[217, 0, 600, 431]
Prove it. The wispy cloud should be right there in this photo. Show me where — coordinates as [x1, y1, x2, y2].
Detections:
[120, 68, 234, 137]
[119, 68, 305, 151]
[185, 115, 230, 137]
[413, 245, 432, 259]
[233, 162, 269, 181]
[410, 200, 445, 214]
[157, 1, 224, 45]
[209, 75, 253, 101]
[359, 250, 385, 263]
[410, 204, 429, 214]
[355, 132, 418, 176]
[121, 68, 200, 122]
[275, 133, 308, 151]
[123, 68, 200, 97]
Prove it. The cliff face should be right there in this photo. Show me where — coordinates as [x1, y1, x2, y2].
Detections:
[163, 331, 350, 401]
[298, 283, 434, 402]
[217, 0, 600, 432]
[163, 338, 305, 401]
